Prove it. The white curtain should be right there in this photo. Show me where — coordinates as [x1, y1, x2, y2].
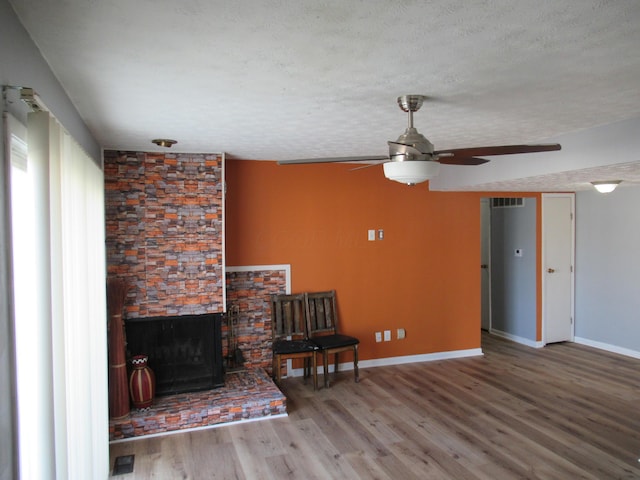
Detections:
[9, 110, 108, 479]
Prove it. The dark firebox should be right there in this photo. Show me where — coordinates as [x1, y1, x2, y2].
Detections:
[125, 313, 224, 396]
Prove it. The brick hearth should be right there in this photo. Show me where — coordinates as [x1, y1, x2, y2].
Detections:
[109, 369, 286, 441]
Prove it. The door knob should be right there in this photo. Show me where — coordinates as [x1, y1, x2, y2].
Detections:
[547, 268, 555, 273]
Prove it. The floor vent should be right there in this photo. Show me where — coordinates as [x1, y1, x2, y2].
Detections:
[491, 197, 525, 208]
[113, 455, 135, 476]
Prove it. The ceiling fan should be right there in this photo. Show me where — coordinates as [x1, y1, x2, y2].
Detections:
[278, 95, 561, 185]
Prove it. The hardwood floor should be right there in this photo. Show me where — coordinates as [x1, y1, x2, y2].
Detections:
[109, 333, 640, 479]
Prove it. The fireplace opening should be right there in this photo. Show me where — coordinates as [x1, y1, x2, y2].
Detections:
[125, 313, 224, 396]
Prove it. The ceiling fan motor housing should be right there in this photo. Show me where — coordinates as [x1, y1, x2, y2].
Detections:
[391, 128, 435, 160]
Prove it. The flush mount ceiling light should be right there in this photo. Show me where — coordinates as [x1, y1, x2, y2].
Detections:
[151, 139, 177, 148]
[591, 180, 621, 193]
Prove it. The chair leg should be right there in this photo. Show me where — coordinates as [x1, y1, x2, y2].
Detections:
[354, 345, 359, 383]
[302, 357, 308, 384]
[312, 352, 317, 391]
[323, 351, 330, 388]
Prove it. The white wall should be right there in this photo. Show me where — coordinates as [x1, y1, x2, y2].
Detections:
[575, 187, 640, 355]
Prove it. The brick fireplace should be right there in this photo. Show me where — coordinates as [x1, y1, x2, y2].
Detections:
[104, 150, 224, 318]
[105, 150, 289, 439]
[108, 266, 290, 440]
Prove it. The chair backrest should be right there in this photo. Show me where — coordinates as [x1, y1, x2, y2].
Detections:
[305, 290, 339, 337]
[270, 293, 308, 341]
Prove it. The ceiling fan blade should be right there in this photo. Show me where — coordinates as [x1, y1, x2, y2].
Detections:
[434, 143, 561, 158]
[349, 162, 386, 171]
[437, 157, 489, 166]
[278, 155, 388, 165]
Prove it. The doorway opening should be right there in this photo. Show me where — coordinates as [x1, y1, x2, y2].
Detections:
[480, 196, 538, 347]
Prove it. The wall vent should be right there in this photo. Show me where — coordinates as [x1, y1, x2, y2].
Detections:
[491, 197, 525, 208]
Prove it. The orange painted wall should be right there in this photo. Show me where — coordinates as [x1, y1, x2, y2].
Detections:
[225, 159, 492, 361]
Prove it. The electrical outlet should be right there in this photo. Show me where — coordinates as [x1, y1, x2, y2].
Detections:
[397, 328, 406, 340]
[375, 331, 382, 342]
[383, 330, 391, 342]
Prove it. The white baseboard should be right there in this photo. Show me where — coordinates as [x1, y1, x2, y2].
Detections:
[574, 337, 640, 359]
[287, 347, 484, 377]
[490, 329, 544, 348]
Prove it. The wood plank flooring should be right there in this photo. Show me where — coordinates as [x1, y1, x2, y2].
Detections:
[109, 333, 640, 479]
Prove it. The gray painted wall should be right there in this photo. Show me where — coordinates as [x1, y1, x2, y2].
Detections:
[575, 187, 640, 352]
[490, 198, 537, 341]
[0, 2, 101, 478]
[1, 0, 100, 162]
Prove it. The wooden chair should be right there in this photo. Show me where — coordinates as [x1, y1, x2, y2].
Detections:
[305, 290, 359, 388]
[270, 293, 318, 390]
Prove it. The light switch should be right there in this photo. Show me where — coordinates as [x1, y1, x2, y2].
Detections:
[383, 330, 391, 341]
[368, 229, 375, 241]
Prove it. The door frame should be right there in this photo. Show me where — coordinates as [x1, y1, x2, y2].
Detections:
[480, 198, 492, 332]
[541, 193, 576, 345]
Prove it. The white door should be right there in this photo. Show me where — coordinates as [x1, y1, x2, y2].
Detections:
[480, 198, 491, 331]
[542, 194, 575, 344]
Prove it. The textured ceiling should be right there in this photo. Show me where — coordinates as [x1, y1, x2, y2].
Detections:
[8, 0, 640, 191]
[444, 160, 640, 192]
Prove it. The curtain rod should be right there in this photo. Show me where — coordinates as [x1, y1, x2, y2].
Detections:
[2, 85, 49, 113]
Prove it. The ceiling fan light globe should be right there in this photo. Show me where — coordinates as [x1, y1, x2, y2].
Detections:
[383, 161, 440, 185]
